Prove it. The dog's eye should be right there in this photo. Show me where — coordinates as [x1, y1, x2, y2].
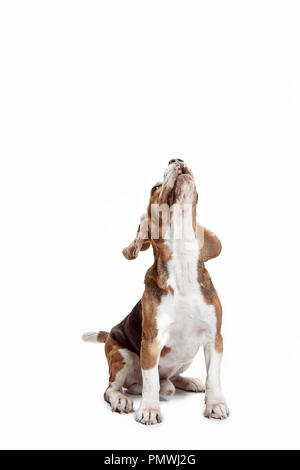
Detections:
[151, 185, 161, 195]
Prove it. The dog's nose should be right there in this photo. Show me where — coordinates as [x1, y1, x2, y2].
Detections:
[169, 158, 184, 165]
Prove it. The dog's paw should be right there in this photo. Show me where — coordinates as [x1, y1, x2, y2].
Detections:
[185, 378, 205, 392]
[204, 402, 229, 419]
[106, 391, 134, 414]
[172, 376, 205, 393]
[135, 401, 162, 425]
[204, 391, 229, 420]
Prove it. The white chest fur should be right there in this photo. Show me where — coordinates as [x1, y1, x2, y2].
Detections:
[157, 235, 216, 375]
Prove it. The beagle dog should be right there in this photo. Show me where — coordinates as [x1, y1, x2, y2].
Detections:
[83, 159, 229, 425]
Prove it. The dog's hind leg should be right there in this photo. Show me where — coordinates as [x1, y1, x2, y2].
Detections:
[104, 336, 139, 413]
[126, 383, 142, 395]
[171, 375, 205, 392]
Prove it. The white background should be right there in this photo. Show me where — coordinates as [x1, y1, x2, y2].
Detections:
[0, 0, 300, 450]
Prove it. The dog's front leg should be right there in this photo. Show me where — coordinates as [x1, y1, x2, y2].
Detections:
[135, 337, 162, 425]
[203, 340, 229, 419]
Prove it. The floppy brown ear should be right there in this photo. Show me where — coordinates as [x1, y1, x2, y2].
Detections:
[197, 224, 222, 262]
[122, 214, 151, 260]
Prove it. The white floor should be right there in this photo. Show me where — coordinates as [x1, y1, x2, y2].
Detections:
[1, 320, 299, 450]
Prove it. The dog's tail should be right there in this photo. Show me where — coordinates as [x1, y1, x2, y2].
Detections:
[82, 331, 109, 344]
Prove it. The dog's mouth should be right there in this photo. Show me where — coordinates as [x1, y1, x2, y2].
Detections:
[166, 166, 195, 205]
[169, 163, 192, 181]
[177, 165, 187, 176]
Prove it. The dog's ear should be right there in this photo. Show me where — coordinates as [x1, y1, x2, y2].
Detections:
[197, 224, 222, 262]
[122, 214, 151, 260]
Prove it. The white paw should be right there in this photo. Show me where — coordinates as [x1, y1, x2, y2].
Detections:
[204, 391, 229, 420]
[107, 391, 134, 414]
[135, 401, 162, 425]
[186, 378, 205, 392]
[172, 376, 205, 393]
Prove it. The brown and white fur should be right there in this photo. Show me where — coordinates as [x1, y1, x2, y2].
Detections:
[82, 159, 229, 425]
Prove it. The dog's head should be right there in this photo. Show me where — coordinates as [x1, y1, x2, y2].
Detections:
[122, 159, 221, 262]
[151, 158, 197, 207]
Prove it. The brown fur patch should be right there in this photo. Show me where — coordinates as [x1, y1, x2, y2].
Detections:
[141, 337, 160, 370]
[140, 289, 160, 370]
[122, 214, 151, 260]
[151, 242, 173, 291]
[197, 224, 222, 261]
[97, 331, 109, 343]
[104, 336, 125, 399]
[140, 241, 173, 369]
[161, 346, 171, 357]
[168, 286, 174, 295]
[198, 261, 223, 353]
[214, 333, 223, 353]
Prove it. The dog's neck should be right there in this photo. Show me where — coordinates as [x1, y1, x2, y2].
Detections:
[165, 204, 199, 292]
[167, 202, 197, 243]
[150, 202, 199, 293]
